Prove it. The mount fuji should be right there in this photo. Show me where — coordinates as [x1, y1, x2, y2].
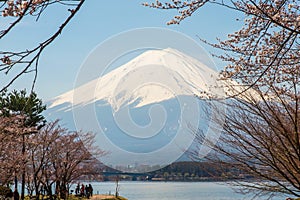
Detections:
[48, 48, 218, 111]
[45, 48, 221, 169]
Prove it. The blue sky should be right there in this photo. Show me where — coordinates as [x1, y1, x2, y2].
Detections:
[1, 1, 243, 101]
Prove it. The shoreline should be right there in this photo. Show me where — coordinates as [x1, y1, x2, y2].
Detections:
[91, 194, 127, 200]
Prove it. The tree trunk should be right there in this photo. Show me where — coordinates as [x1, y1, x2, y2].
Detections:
[21, 134, 25, 200]
[14, 175, 18, 190]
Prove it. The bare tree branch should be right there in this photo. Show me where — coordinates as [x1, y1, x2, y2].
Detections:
[0, 0, 86, 92]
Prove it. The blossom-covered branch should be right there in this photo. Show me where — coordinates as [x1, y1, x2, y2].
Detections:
[144, 0, 300, 94]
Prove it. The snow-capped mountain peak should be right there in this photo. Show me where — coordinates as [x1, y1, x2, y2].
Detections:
[48, 48, 218, 111]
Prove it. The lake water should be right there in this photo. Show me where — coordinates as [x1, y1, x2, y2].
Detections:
[77, 181, 286, 200]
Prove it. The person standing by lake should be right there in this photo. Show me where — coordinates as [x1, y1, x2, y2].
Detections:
[75, 183, 80, 195]
[88, 184, 93, 197]
[85, 185, 89, 198]
[80, 184, 85, 197]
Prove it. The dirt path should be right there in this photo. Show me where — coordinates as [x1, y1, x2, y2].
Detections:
[90, 194, 116, 199]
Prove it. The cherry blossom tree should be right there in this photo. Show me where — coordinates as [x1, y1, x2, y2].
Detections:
[25, 121, 59, 199]
[145, 0, 300, 198]
[190, 80, 300, 198]
[0, 0, 85, 92]
[26, 121, 105, 199]
[0, 89, 46, 199]
[0, 115, 24, 185]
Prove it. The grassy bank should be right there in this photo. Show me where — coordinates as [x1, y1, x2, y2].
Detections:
[68, 194, 127, 200]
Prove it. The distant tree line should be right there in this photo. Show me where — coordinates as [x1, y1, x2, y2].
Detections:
[106, 161, 250, 182]
[149, 161, 246, 181]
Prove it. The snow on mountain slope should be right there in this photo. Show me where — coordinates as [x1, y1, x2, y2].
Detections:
[48, 48, 219, 111]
